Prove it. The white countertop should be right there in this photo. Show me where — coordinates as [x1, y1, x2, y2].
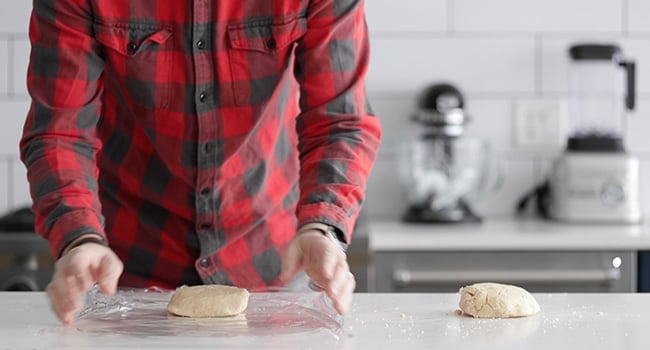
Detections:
[369, 219, 650, 251]
[2, 292, 650, 349]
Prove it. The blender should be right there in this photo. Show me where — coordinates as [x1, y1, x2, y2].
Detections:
[548, 43, 641, 223]
[399, 83, 496, 223]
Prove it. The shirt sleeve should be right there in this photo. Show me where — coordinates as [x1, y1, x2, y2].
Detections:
[20, 1, 106, 258]
[293, 0, 381, 243]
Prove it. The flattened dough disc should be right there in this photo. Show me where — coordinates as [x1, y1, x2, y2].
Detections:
[458, 282, 540, 318]
[167, 285, 250, 317]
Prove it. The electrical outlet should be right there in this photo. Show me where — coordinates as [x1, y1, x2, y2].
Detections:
[513, 99, 567, 149]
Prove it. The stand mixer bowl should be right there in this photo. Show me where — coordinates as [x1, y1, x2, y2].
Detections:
[399, 137, 492, 223]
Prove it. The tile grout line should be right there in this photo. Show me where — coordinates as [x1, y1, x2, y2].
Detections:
[369, 91, 650, 100]
[622, 0, 629, 36]
[534, 34, 542, 96]
[6, 158, 14, 209]
[369, 31, 650, 39]
[446, 0, 455, 34]
[7, 34, 14, 98]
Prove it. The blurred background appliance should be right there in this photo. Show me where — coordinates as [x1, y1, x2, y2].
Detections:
[0, 207, 52, 291]
[517, 43, 640, 224]
[549, 43, 640, 223]
[399, 83, 499, 224]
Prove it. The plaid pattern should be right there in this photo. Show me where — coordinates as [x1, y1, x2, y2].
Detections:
[20, 0, 381, 290]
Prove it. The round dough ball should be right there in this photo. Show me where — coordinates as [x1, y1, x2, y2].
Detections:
[458, 282, 540, 318]
[167, 285, 250, 317]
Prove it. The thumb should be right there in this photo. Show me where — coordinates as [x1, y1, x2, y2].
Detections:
[92, 253, 122, 295]
[280, 239, 303, 282]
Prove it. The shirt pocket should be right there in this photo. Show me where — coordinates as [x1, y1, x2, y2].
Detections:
[226, 15, 307, 106]
[94, 22, 174, 110]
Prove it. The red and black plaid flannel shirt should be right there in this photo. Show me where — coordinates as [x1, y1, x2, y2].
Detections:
[20, 0, 381, 290]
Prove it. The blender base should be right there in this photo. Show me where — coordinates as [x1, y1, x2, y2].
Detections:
[402, 200, 482, 224]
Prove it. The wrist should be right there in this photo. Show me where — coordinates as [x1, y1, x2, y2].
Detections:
[60, 234, 107, 258]
[298, 223, 348, 251]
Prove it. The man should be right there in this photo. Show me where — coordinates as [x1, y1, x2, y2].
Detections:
[20, 0, 380, 324]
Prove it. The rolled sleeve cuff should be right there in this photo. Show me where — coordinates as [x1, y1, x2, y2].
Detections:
[296, 202, 355, 244]
[45, 208, 106, 258]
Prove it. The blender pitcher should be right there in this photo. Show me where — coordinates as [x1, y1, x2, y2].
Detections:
[567, 43, 635, 150]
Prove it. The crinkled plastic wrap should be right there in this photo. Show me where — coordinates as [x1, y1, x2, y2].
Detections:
[74, 285, 344, 339]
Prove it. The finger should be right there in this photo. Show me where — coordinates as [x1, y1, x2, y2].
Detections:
[64, 265, 94, 297]
[333, 273, 356, 315]
[49, 254, 94, 324]
[48, 274, 84, 325]
[58, 268, 94, 319]
[305, 246, 341, 288]
[59, 278, 87, 318]
[326, 260, 349, 300]
[46, 282, 69, 324]
[280, 240, 302, 282]
[93, 254, 123, 295]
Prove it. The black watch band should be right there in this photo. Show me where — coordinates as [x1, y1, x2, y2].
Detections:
[68, 236, 108, 251]
[299, 223, 348, 252]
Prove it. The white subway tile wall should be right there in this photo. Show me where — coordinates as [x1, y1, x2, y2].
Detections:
[0, 2, 30, 33]
[627, 0, 650, 34]
[453, 0, 622, 33]
[0, 99, 31, 213]
[0, 38, 8, 95]
[12, 36, 29, 96]
[462, 98, 514, 152]
[0, 100, 29, 158]
[366, 0, 650, 219]
[365, 0, 448, 33]
[0, 160, 9, 214]
[11, 159, 30, 209]
[365, 159, 408, 220]
[0, 1, 650, 220]
[365, 95, 418, 160]
[368, 37, 536, 95]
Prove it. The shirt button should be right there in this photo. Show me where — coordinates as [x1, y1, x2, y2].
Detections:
[197, 39, 205, 50]
[199, 93, 207, 103]
[266, 38, 277, 50]
[200, 258, 209, 268]
[126, 42, 137, 53]
[200, 188, 210, 196]
[204, 142, 213, 153]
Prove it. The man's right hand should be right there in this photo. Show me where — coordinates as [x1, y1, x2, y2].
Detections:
[47, 242, 123, 325]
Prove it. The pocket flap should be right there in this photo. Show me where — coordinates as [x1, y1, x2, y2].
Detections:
[95, 23, 172, 56]
[227, 16, 306, 53]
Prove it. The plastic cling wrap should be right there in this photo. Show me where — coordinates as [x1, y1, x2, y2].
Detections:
[74, 285, 344, 340]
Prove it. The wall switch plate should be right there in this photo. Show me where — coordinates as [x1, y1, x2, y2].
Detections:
[513, 99, 567, 149]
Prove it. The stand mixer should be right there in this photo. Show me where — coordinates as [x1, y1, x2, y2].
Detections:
[399, 83, 495, 223]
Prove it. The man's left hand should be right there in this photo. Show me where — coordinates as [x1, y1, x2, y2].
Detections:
[280, 230, 355, 315]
